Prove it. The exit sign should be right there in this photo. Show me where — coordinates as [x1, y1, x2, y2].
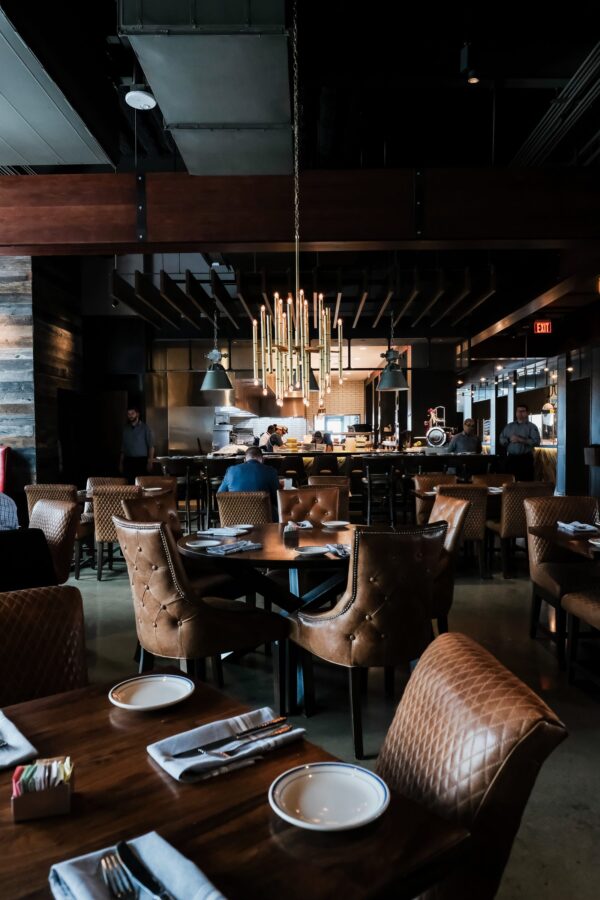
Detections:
[534, 320, 552, 334]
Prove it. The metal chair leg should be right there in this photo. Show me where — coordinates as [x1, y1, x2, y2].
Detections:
[211, 654, 224, 688]
[96, 541, 104, 581]
[530, 588, 542, 638]
[273, 640, 287, 716]
[138, 647, 154, 673]
[349, 668, 364, 759]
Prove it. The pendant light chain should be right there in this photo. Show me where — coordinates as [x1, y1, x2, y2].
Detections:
[292, 0, 300, 304]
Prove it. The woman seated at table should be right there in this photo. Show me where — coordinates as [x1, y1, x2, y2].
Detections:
[217, 446, 279, 520]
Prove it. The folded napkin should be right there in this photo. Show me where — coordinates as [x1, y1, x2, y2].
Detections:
[198, 527, 247, 536]
[0, 711, 37, 770]
[147, 706, 305, 783]
[49, 830, 225, 900]
[205, 540, 262, 556]
[557, 521, 598, 533]
[325, 543, 351, 559]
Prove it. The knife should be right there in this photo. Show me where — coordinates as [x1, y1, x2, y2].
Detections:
[171, 715, 287, 759]
[115, 841, 175, 900]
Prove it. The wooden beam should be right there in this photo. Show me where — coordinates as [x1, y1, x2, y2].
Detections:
[333, 290, 343, 326]
[210, 269, 240, 331]
[393, 271, 420, 326]
[134, 271, 181, 330]
[185, 270, 216, 320]
[159, 271, 203, 331]
[430, 269, 471, 328]
[110, 270, 161, 328]
[373, 290, 393, 328]
[451, 268, 497, 326]
[352, 291, 368, 329]
[411, 272, 446, 327]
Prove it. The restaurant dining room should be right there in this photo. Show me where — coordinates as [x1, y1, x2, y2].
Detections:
[2, 1, 600, 898]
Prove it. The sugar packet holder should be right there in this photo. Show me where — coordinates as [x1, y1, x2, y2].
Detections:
[11, 756, 74, 822]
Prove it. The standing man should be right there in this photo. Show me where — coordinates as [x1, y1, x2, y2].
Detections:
[499, 403, 540, 480]
[447, 418, 482, 453]
[120, 406, 155, 483]
[0, 490, 18, 530]
[218, 446, 280, 518]
[259, 424, 276, 449]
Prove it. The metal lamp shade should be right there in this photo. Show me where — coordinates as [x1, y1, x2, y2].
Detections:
[201, 365, 233, 391]
[378, 365, 408, 391]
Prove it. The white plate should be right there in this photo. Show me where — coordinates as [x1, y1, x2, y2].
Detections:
[588, 538, 600, 548]
[231, 524, 254, 530]
[323, 520, 350, 529]
[295, 546, 330, 556]
[143, 486, 163, 492]
[108, 674, 195, 711]
[200, 527, 251, 536]
[269, 762, 390, 831]
[187, 539, 221, 548]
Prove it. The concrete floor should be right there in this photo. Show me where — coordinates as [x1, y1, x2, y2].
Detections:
[72, 557, 600, 900]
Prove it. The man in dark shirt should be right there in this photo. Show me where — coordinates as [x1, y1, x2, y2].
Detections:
[217, 446, 280, 519]
[447, 418, 482, 453]
[120, 406, 155, 483]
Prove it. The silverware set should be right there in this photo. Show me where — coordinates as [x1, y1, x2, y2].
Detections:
[100, 854, 137, 899]
[171, 715, 291, 759]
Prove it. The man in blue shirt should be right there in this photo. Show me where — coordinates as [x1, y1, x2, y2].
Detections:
[218, 446, 280, 519]
[0, 491, 18, 530]
[499, 403, 541, 481]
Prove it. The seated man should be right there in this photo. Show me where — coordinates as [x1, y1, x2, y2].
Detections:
[447, 418, 482, 453]
[217, 446, 280, 519]
[0, 490, 18, 530]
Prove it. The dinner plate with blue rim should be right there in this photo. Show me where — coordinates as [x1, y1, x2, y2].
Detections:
[269, 762, 390, 831]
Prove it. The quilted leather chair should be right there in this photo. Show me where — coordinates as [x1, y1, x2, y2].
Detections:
[289, 523, 447, 758]
[277, 486, 339, 525]
[428, 494, 470, 633]
[307, 476, 351, 520]
[0, 585, 88, 706]
[29, 499, 79, 584]
[217, 491, 273, 526]
[487, 482, 554, 578]
[93, 485, 141, 580]
[122, 493, 182, 539]
[25, 483, 77, 520]
[414, 474, 457, 525]
[82, 476, 127, 521]
[525, 495, 600, 667]
[376, 632, 567, 900]
[135, 475, 178, 495]
[113, 517, 288, 708]
[437, 485, 489, 578]
[472, 473, 516, 487]
[562, 588, 600, 684]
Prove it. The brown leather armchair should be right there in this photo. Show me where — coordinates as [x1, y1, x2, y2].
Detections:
[113, 517, 288, 709]
[122, 493, 182, 539]
[472, 473, 516, 487]
[562, 588, 600, 684]
[289, 523, 447, 758]
[24, 483, 78, 520]
[307, 476, 351, 520]
[376, 632, 567, 900]
[135, 475, 178, 495]
[428, 494, 470, 633]
[93, 485, 141, 580]
[29, 499, 79, 584]
[414, 474, 457, 525]
[217, 491, 273, 526]
[525, 495, 600, 667]
[277, 486, 339, 525]
[437, 485, 489, 578]
[487, 482, 554, 578]
[0, 585, 87, 706]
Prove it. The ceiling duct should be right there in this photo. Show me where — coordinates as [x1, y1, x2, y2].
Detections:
[119, 1, 291, 175]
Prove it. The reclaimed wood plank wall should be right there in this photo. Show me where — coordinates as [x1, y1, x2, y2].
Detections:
[0, 256, 35, 496]
[33, 259, 82, 482]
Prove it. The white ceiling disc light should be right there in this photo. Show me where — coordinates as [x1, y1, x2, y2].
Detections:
[125, 88, 157, 111]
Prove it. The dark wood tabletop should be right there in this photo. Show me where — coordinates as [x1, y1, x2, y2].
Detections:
[0, 679, 469, 900]
[528, 524, 600, 559]
[178, 523, 354, 569]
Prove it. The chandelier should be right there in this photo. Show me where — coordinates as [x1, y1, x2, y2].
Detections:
[251, 0, 341, 411]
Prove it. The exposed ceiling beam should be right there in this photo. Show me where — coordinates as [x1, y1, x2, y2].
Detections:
[451, 267, 497, 326]
[260, 269, 273, 316]
[352, 289, 368, 329]
[110, 270, 162, 328]
[372, 290, 393, 328]
[159, 271, 203, 331]
[411, 271, 445, 327]
[210, 268, 240, 331]
[185, 270, 216, 320]
[333, 290, 343, 325]
[430, 268, 471, 328]
[393, 270, 419, 326]
[135, 271, 181, 329]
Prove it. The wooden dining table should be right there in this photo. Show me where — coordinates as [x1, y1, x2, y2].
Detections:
[528, 525, 600, 560]
[178, 523, 355, 613]
[0, 677, 469, 900]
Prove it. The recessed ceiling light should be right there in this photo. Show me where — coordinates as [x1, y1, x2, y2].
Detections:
[125, 88, 157, 111]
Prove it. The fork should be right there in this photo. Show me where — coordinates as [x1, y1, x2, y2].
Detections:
[100, 853, 138, 899]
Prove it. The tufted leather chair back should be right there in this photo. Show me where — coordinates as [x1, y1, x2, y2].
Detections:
[83, 476, 126, 518]
[308, 476, 350, 519]
[427, 496, 470, 621]
[291, 524, 446, 668]
[472, 473, 516, 488]
[497, 482, 554, 539]
[29, 499, 79, 584]
[525, 495, 598, 567]
[122, 494, 182, 539]
[217, 491, 272, 526]
[25, 483, 77, 520]
[135, 475, 178, 495]
[437, 485, 488, 541]
[377, 632, 567, 899]
[0, 585, 88, 705]
[414, 474, 457, 493]
[278, 486, 339, 524]
[93, 485, 140, 542]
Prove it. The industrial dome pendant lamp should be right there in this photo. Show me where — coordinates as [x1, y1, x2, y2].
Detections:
[378, 309, 409, 391]
[201, 309, 233, 391]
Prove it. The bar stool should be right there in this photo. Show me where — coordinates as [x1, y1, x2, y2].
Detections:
[362, 462, 395, 526]
[160, 458, 205, 533]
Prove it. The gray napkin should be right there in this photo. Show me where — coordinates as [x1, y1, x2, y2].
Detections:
[0, 711, 37, 770]
[557, 521, 597, 533]
[325, 543, 351, 558]
[205, 540, 262, 556]
[49, 830, 225, 900]
[147, 706, 305, 783]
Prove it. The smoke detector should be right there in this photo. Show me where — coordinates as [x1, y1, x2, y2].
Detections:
[125, 86, 157, 111]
